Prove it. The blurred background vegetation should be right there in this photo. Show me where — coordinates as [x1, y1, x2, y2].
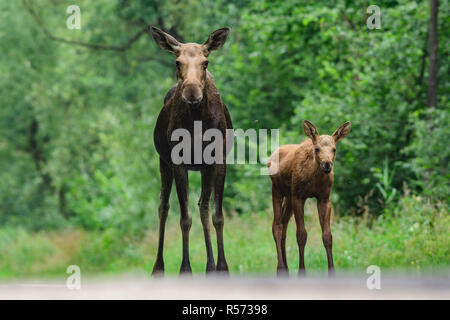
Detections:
[0, 0, 448, 277]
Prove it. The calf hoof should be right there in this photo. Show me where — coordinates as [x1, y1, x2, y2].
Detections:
[298, 269, 306, 278]
[328, 268, 335, 278]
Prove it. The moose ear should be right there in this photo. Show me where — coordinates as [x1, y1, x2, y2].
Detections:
[303, 120, 319, 143]
[332, 121, 351, 142]
[203, 27, 230, 56]
[151, 27, 181, 54]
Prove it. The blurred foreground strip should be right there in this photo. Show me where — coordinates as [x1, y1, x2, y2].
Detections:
[0, 274, 448, 300]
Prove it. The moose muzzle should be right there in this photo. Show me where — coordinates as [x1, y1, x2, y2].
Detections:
[321, 161, 333, 174]
[182, 82, 203, 105]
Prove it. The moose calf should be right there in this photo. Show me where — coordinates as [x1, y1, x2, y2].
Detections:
[268, 120, 351, 276]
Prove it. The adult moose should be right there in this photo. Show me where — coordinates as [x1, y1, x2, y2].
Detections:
[150, 27, 232, 275]
[268, 120, 351, 277]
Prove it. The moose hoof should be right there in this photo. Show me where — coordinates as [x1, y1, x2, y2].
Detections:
[179, 264, 193, 276]
[152, 262, 165, 277]
[328, 269, 336, 278]
[216, 262, 229, 275]
[276, 268, 289, 278]
[206, 263, 216, 274]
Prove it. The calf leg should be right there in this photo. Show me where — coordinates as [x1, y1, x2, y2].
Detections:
[199, 167, 215, 273]
[213, 164, 229, 273]
[271, 187, 287, 276]
[292, 197, 307, 276]
[152, 159, 173, 276]
[174, 166, 192, 274]
[318, 199, 335, 277]
[280, 197, 292, 269]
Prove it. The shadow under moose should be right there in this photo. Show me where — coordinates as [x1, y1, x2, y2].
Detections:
[150, 26, 233, 276]
[268, 120, 351, 277]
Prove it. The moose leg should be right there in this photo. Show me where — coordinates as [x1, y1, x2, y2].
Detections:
[199, 167, 215, 273]
[272, 187, 288, 276]
[213, 164, 229, 273]
[152, 159, 173, 276]
[173, 166, 192, 274]
[281, 196, 292, 270]
[318, 199, 335, 277]
[292, 197, 307, 276]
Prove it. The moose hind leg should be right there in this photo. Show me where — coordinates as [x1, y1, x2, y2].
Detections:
[272, 188, 288, 276]
[199, 167, 215, 273]
[281, 196, 293, 271]
[152, 159, 173, 276]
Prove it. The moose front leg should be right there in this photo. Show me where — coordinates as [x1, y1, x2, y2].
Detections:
[292, 197, 307, 276]
[152, 159, 173, 276]
[317, 199, 335, 277]
[213, 164, 229, 273]
[199, 167, 216, 273]
[173, 166, 192, 274]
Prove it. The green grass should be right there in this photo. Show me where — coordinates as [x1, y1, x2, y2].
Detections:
[0, 195, 448, 279]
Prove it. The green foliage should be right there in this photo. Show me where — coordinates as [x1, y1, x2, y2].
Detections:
[372, 157, 398, 207]
[406, 108, 450, 202]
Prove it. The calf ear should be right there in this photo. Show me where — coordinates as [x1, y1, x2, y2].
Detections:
[203, 27, 230, 56]
[332, 121, 351, 142]
[151, 27, 180, 54]
[303, 120, 319, 143]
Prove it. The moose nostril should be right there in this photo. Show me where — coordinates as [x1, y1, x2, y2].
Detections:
[322, 162, 332, 173]
[188, 94, 202, 104]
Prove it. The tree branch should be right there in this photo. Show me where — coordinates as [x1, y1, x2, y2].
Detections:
[22, 0, 150, 52]
[341, 9, 358, 32]
[151, 1, 184, 42]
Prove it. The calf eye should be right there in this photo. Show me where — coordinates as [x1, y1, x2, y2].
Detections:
[333, 148, 336, 153]
[175, 61, 181, 68]
[203, 61, 209, 69]
[315, 148, 320, 153]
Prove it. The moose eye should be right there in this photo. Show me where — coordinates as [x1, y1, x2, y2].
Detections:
[333, 148, 336, 153]
[315, 148, 320, 153]
[175, 61, 181, 68]
[203, 61, 209, 69]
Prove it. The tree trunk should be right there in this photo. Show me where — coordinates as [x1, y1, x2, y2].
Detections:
[427, 0, 438, 108]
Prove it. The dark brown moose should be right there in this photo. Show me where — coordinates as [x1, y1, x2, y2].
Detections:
[151, 27, 232, 275]
[268, 120, 351, 277]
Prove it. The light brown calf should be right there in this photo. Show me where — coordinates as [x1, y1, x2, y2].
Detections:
[268, 120, 351, 276]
